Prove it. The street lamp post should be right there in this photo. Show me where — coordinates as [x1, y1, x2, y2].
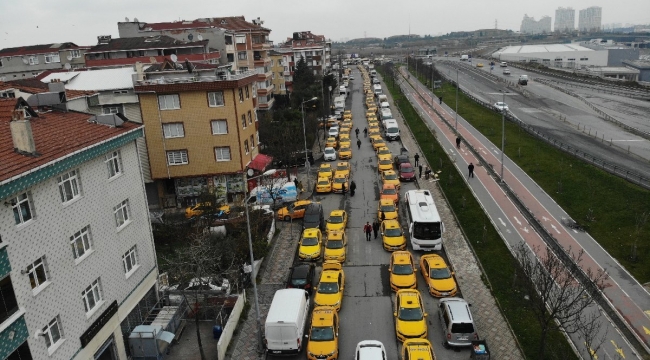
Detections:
[301, 97, 318, 192]
[243, 168, 277, 353]
[455, 69, 459, 130]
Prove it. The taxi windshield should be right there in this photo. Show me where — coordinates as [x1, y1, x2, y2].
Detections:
[381, 205, 395, 212]
[399, 307, 423, 321]
[329, 216, 343, 223]
[431, 268, 452, 279]
[302, 237, 319, 246]
[318, 282, 339, 294]
[310, 326, 334, 341]
[385, 228, 402, 237]
[384, 173, 397, 180]
[392, 264, 413, 275]
[326, 240, 344, 249]
[334, 177, 347, 184]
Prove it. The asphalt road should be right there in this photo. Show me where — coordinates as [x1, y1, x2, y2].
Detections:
[432, 58, 650, 181]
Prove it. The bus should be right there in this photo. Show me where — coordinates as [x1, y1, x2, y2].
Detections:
[404, 190, 444, 251]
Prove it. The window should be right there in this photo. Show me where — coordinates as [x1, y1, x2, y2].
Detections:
[167, 150, 188, 165]
[113, 200, 130, 228]
[244, 140, 249, 154]
[102, 106, 121, 114]
[44, 53, 61, 64]
[208, 91, 224, 107]
[70, 50, 81, 58]
[11, 192, 33, 225]
[211, 119, 228, 134]
[122, 246, 138, 274]
[158, 94, 180, 110]
[27, 256, 49, 290]
[113, 90, 128, 95]
[245, 85, 250, 99]
[105, 151, 122, 178]
[70, 226, 92, 260]
[238, 88, 244, 102]
[241, 114, 246, 128]
[163, 123, 185, 138]
[215, 147, 231, 161]
[82, 279, 102, 313]
[28, 56, 39, 65]
[237, 51, 247, 60]
[58, 170, 80, 203]
[247, 111, 252, 124]
[250, 135, 255, 149]
[236, 35, 246, 44]
[43, 316, 63, 350]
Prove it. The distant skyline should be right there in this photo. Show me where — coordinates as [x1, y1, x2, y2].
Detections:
[1, 0, 649, 48]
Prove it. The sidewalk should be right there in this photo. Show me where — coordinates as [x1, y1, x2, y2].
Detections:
[379, 72, 525, 360]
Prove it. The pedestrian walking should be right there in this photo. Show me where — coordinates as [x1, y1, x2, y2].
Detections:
[342, 182, 346, 195]
[456, 136, 461, 149]
[357, 139, 362, 149]
[468, 162, 475, 178]
[414, 153, 420, 167]
[350, 181, 357, 197]
[364, 222, 373, 241]
[425, 167, 431, 180]
[418, 164, 423, 179]
[363, 127, 368, 137]
[372, 220, 380, 239]
[355, 128, 360, 138]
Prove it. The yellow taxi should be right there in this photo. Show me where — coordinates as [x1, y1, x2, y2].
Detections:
[368, 105, 378, 113]
[380, 183, 399, 204]
[335, 161, 351, 178]
[338, 133, 351, 143]
[377, 154, 393, 173]
[368, 124, 380, 134]
[325, 137, 338, 149]
[338, 145, 352, 160]
[314, 261, 345, 311]
[343, 110, 352, 120]
[338, 140, 351, 150]
[381, 170, 400, 189]
[382, 220, 407, 251]
[277, 199, 313, 221]
[366, 110, 376, 118]
[477, 62, 484, 67]
[376, 146, 391, 157]
[324, 230, 347, 262]
[298, 228, 322, 261]
[341, 120, 353, 129]
[378, 198, 398, 221]
[316, 177, 332, 194]
[389, 252, 417, 290]
[332, 173, 349, 194]
[185, 202, 230, 219]
[307, 306, 339, 360]
[372, 138, 387, 151]
[367, 118, 379, 126]
[419, 254, 458, 297]
[369, 133, 382, 143]
[393, 289, 428, 342]
[318, 163, 333, 179]
[326, 210, 348, 232]
[340, 124, 352, 134]
[401, 339, 436, 360]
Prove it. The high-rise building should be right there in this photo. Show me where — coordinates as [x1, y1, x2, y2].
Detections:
[520, 15, 552, 34]
[554, 7, 576, 32]
[579, 6, 603, 32]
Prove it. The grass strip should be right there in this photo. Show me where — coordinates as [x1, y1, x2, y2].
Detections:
[381, 67, 578, 360]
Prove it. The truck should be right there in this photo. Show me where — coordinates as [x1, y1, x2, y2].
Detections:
[460, 55, 469, 61]
[265, 289, 310, 355]
[518, 75, 528, 85]
[246, 181, 298, 207]
[334, 96, 345, 112]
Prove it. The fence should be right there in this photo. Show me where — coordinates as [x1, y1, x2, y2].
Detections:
[217, 291, 246, 360]
[400, 66, 650, 356]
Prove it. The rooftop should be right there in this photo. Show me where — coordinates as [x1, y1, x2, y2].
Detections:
[40, 67, 141, 91]
[499, 43, 594, 54]
[0, 42, 82, 57]
[0, 98, 141, 183]
[126, 16, 270, 33]
[0, 81, 95, 100]
[86, 36, 208, 53]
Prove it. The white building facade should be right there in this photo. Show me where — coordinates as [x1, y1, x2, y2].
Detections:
[0, 101, 158, 360]
[554, 7, 576, 32]
[520, 15, 552, 34]
[579, 6, 603, 32]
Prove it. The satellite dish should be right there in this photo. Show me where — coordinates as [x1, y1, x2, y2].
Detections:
[125, 17, 130, 22]
[170, 54, 178, 63]
[22, 57, 28, 64]
[197, 34, 203, 41]
[247, 168, 255, 177]
[149, 56, 157, 64]
[64, 63, 71, 70]
[66, 55, 72, 61]
[133, 17, 139, 22]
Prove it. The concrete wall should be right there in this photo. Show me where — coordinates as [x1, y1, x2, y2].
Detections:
[216, 292, 245, 360]
[0, 140, 157, 360]
[607, 48, 639, 66]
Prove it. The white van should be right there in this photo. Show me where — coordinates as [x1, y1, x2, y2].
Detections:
[377, 94, 388, 103]
[265, 289, 310, 355]
[373, 84, 383, 96]
[380, 108, 393, 123]
[383, 119, 400, 141]
[380, 101, 390, 109]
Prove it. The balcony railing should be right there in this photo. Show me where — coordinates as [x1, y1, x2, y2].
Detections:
[136, 70, 257, 86]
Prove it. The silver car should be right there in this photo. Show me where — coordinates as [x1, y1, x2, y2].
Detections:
[493, 102, 509, 112]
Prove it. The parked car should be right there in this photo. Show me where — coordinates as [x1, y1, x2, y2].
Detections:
[494, 102, 509, 112]
[287, 263, 316, 293]
[355, 340, 387, 360]
[328, 127, 339, 138]
[393, 154, 410, 168]
[398, 163, 416, 181]
[165, 277, 231, 305]
[323, 147, 337, 162]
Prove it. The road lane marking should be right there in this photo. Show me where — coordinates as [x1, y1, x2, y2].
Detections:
[551, 224, 561, 234]
[542, 216, 549, 222]
[513, 216, 522, 226]
[610, 340, 625, 359]
[498, 218, 506, 227]
[585, 343, 598, 359]
[522, 227, 529, 233]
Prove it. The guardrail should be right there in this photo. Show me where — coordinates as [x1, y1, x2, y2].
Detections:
[434, 63, 650, 190]
[401, 66, 650, 356]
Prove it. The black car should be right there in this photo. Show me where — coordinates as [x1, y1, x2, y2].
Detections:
[394, 154, 410, 167]
[287, 263, 316, 294]
[303, 203, 325, 231]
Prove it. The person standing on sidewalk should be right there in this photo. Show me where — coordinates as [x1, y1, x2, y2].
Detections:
[419, 164, 423, 179]
[364, 222, 373, 241]
[372, 219, 380, 239]
[468, 162, 475, 178]
[414, 153, 420, 167]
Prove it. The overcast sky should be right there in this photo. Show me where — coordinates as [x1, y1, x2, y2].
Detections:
[1, 0, 649, 49]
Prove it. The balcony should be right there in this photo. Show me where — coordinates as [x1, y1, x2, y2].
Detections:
[257, 97, 275, 110]
[0, 311, 29, 359]
[226, 44, 235, 53]
[254, 57, 271, 67]
[252, 41, 273, 50]
[85, 51, 220, 68]
[257, 83, 275, 96]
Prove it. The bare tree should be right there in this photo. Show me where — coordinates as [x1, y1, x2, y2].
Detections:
[576, 305, 608, 360]
[512, 242, 608, 360]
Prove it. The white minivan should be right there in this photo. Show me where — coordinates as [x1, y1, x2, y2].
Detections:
[265, 289, 310, 355]
[383, 119, 400, 141]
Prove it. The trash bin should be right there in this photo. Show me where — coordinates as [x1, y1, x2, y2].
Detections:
[213, 325, 223, 340]
[470, 340, 490, 360]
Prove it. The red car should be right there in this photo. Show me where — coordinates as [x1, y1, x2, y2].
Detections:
[399, 162, 416, 181]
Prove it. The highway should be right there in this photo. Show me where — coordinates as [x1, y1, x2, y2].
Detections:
[397, 64, 650, 359]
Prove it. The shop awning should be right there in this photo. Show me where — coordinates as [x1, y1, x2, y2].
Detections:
[248, 154, 273, 172]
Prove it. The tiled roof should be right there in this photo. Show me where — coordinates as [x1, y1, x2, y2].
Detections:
[0, 42, 81, 57]
[0, 98, 142, 183]
[0, 81, 95, 101]
[141, 16, 270, 33]
[86, 36, 208, 53]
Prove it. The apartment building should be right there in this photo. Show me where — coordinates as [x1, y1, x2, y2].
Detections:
[0, 92, 158, 359]
[120, 17, 275, 110]
[280, 31, 332, 77]
[520, 15, 552, 34]
[579, 6, 603, 32]
[269, 49, 292, 95]
[554, 7, 576, 32]
[133, 59, 266, 208]
[84, 35, 220, 69]
[0, 43, 87, 80]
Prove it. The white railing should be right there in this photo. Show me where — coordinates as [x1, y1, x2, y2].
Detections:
[137, 70, 257, 85]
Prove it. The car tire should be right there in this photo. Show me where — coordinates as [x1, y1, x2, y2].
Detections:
[284, 216, 291, 221]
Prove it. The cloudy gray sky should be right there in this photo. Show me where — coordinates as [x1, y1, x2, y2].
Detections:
[1, 0, 648, 48]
